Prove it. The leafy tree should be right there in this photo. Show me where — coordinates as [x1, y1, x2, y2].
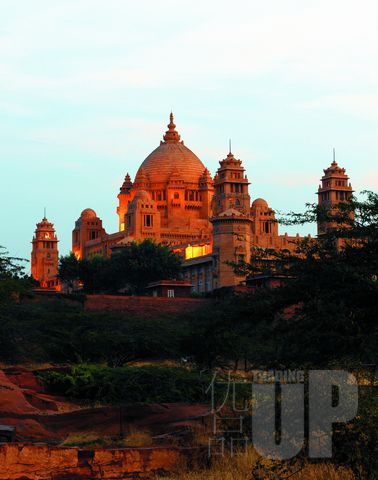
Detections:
[79, 255, 114, 293]
[0, 246, 34, 304]
[183, 191, 378, 369]
[0, 246, 28, 279]
[112, 239, 182, 294]
[226, 190, 378, 366]
[58, 239, 182, 294]
[58, 252, 80, 290]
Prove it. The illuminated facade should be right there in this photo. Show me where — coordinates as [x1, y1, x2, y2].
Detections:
[31, 216, 60, 290]
[69, 113, 353, 293]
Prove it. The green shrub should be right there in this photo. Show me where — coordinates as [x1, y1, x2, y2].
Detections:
[39, 364, 208, 404]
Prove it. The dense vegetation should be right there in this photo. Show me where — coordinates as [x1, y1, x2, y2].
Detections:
[0, 301, 185, 365]
[39, 364, 208, 404]
[59, 238, 182, 294]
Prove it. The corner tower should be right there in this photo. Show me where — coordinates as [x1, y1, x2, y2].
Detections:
[211, 208, 251, 288]
[31, 214, 60, 290]
[72, 209, 106, 259]
[213, 149, 250, 216]
[117, 173, 133, 231]
[317, 152, 353, 236]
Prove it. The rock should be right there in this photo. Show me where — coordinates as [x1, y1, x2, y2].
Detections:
[0, 443, 187, 479]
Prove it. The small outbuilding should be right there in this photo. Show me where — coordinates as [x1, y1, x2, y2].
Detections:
[145, 280, 193, 298]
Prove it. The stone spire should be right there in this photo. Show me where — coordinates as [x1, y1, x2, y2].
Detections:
[200, 167, 213, 187]
[163, 112, 181, 144]
[120, 173, 133, 193]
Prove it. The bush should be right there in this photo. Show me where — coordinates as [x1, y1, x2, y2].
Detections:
[39, 364, 208, 404]
[0, 304, 187, 365]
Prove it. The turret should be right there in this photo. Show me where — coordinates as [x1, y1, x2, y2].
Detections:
[31, 213, 60, 290]
[211, 208, 251, 288]
[125, 190, 160, 241]
[213, 149, 250, 216]
[199, 168, 214, 219]
[250, 198, 278, 236]
[117, 173, 133, 231]
[317, 151, 354, 236]
[72, 208, 106, 259]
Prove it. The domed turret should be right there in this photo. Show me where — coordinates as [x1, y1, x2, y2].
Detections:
[81, 208, 97, 218]
[72, 208, 105, 259]
[251, 198, 268, 209]
[130, 189, 152, 205]
[250, 198, 277, 236]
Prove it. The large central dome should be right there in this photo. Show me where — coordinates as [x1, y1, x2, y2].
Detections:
[135, 114, 206, 185]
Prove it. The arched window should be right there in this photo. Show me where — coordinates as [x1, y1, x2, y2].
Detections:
[174, 192, 179, 199]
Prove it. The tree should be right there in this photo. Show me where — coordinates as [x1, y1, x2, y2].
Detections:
[0, 246, 33, 304]
[226, 190, 378, 365]
[0, 246, 28, 279]
[112, 239, 182, 294]
[58, 252, 80, 290]
[57, 239, 182, 294]
[79, 255, 114, 294]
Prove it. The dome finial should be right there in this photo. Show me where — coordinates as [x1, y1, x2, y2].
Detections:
[163, 111, 181, 143]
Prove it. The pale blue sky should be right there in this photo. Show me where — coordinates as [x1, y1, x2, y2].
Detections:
[1, 0, 378, 266]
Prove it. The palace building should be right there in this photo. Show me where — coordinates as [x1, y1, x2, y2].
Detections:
[31, 114, 354, 293]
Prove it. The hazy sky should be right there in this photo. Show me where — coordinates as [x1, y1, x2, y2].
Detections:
[1, 0, 378, 266]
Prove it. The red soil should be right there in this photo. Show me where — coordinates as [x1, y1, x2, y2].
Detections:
[0, 368, 209, 443]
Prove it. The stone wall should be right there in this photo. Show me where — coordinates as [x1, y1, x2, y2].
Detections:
[85, 294, 208, 318]
[0, 443, 188, 480]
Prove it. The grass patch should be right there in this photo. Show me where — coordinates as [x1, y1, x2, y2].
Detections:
[155, 448, 354, 480]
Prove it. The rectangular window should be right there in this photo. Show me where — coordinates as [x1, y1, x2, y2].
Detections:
[144, 214, 153, 227]
[167, 289, 175, 298]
